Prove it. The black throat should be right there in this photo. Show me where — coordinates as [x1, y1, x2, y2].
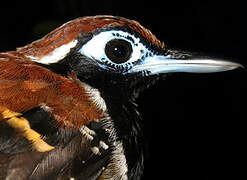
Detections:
[79, 72, 160, 179]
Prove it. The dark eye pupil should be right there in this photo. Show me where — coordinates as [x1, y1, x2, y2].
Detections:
[105, 39, 132, 64]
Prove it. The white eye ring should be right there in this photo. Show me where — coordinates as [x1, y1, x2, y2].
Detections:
[79, 30, 153, 71]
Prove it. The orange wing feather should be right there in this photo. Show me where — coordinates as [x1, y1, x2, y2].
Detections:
[0, 52, 104, 129]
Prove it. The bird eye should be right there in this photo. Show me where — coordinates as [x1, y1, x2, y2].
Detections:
[79, 30, 152, 72]
[105, 39, 133, 64]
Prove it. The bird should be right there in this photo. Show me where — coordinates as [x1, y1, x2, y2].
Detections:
[0, 15, 241, 179]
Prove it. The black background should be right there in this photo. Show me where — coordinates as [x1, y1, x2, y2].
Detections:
[0, 1, 246, 179]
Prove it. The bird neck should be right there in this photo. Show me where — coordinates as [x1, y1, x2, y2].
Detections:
[80, 73, 159, 178]
[71, 71, 159, 178]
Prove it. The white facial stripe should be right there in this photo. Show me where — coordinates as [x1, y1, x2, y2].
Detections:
[27, 40, 78, 64]
[79, 30, 153, 70]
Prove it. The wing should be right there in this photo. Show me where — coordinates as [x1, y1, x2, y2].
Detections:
[0, 52, 109, 179]
[0, 52, 104, 129]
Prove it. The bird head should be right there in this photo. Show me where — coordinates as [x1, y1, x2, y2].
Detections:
[18, 15, 241, 100]
[13, 15, 242, 179]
